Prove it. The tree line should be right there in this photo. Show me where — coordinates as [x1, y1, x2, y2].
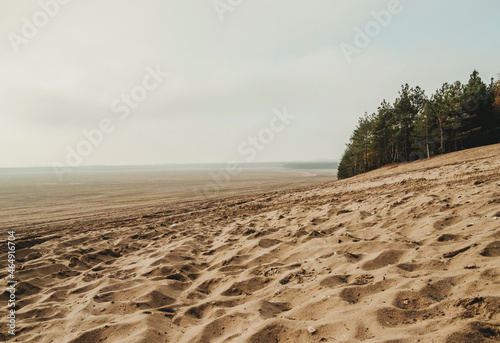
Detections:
[338, 70, 500, 179]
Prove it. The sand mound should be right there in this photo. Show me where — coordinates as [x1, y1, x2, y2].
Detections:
[2, 143, 500, 342]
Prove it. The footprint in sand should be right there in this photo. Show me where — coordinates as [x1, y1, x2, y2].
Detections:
[361, 250, 406, 271]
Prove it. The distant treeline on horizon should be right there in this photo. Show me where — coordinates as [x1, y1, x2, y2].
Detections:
[338, 70, 500, 179]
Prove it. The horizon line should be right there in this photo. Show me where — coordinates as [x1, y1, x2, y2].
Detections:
[0, 160, 340, 170]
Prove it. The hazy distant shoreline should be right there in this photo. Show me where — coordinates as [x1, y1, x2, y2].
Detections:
[0, 161, 339, 176]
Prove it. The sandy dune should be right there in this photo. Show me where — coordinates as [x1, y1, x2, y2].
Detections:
[2, 144, 500, 342]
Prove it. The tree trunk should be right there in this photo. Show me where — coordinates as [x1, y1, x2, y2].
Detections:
[440, 126, 444, 153]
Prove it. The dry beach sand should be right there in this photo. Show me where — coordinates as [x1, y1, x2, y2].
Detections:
[2, 144, 500, 342]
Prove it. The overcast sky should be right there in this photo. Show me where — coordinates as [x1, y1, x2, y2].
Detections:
[1, 0, 499, 168]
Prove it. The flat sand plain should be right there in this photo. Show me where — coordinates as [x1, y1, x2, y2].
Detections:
[0, 169, 336, 231]
[1, 145, 500, 342]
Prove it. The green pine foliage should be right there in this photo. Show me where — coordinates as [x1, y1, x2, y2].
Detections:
[338, 70, 500, 179]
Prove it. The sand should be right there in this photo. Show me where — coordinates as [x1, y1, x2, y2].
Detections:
[0, 169, 336, 232]
[1, 145, 500, 343]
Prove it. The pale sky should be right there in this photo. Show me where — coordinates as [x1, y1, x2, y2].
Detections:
[1, 0, 499, 168]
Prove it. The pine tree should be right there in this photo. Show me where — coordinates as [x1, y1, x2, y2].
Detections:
[372, 100, 396, 166]
[494, 80, 500, 112]
[412, 100, 438, 159]
[461, 70, 489, 147]
[393, 85, 426, 161]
